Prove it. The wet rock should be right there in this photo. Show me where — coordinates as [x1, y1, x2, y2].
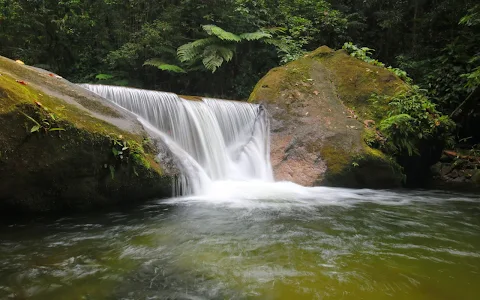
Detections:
[0, 56, 174, 214]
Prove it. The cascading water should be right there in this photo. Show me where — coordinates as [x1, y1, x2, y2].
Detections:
[81, 84, 273, 195]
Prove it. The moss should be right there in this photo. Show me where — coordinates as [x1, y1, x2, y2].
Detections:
[0, 59, 171, 215]
[248, 58, 314, 104]
[319, 143, 403, 188]
[308, 45, 335, 58]
[319, 145, 351, 175]
[250, 46, 405, 188]
[0, 72, 164, 172]
[0, 57, 121, 118]
[312, 49, 408, 121]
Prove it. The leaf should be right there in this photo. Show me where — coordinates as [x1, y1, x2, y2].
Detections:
[202, 48, 224, 73]
[239, 31, 272, 41]
[177, 38, 216, 62]
[48, 127, 65, 132]
[95, 73, 114, 80]
[202, 25, 241, 42]
[20, 112, 40, 126]
[30, 125, 41, 133]
[143, 59, 186, 73]
[262, 27, 287, 34]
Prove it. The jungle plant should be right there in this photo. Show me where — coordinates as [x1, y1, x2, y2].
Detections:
[109, 135, 151, 178]
[20, 105, 65, 134]
[342, 42, 412, 83]
[374, 86, 454, 156]
[145, 25, 285, 73]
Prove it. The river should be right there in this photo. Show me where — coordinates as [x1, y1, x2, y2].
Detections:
[1, 184, 479, 299]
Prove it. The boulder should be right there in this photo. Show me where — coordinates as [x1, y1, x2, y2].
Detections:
[0, 56, 174, 214]
[249, 46, 404, 188]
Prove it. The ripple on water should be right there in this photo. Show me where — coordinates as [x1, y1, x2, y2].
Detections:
[0, 188, 479, 299]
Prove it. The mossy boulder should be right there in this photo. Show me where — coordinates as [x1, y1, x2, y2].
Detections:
[0, 56, 175, 214]
[249, 46, 404, 188]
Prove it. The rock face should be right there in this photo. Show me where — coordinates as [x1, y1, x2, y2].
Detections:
[249, 46, 404, 188]
[428, 152, 480, 192]
[0, 56, 174, 214]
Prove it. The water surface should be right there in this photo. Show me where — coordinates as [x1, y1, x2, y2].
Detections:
[1, 185, 479, 299]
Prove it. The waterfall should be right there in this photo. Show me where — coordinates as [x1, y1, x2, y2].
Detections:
[81, 84, 273, 195]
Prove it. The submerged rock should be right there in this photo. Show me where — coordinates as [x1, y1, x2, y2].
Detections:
[249, 46, 404, 188]
[0, 56, 174, 214]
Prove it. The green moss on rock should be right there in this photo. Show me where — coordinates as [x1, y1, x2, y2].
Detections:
[249, 46, 405, 188]
[0, 57, 173, 215]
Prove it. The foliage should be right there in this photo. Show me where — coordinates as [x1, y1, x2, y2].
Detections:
[1, 0, 479, 154]
[109, 135, 151, 179]
[342, 42, 412, 83]
[111, 136, 150, 168]
[373, 86, 455, 156]
[95, 74, 114, 80]
[0, 0, 348, 99]
[20, 105, 65, 134]
[143, 59, 186, 74]
[175, 25, 279, 73]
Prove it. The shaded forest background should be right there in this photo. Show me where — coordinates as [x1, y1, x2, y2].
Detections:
[1, 0, 479, 147]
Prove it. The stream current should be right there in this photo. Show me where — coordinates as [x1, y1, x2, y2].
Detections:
[1, 186, 479, 299]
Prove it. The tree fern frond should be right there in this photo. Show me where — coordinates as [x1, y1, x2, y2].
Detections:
[202, 54, 223, 73]
[202, 25, 241, 42]
[262, 38, 289, 52]
[202, 46, 225, 72]
[151, 46, 177, 56]
[239, 31, 272, 41]
[214, 45, 235, 62]
[177, 37, 216, 62]
[143, 59, 186, 73]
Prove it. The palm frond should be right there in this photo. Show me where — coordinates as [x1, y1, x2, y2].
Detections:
[202, 25, 241, 42]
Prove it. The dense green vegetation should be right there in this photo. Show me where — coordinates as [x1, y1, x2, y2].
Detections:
[1, 0, 478, 183]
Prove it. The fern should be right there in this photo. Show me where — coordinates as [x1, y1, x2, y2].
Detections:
[143, 59, 186, 73]
[379, 114, 417, 156]
[342, 42, 413, 82]
[177, 37, 216, 62]
[202, 53, 223, 73]
[239, 31, 272, 41]
[201, 45, 235, 72]
[176, 25, 287, 72]
[202, 25, 241, 42]
[215, 45, 235, 62]
[262, 27, 287, 34]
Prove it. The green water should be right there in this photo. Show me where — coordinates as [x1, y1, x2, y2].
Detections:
[0, 188, 479, 299]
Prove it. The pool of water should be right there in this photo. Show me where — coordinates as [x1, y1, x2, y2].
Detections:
[0, 185, 479, 299]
